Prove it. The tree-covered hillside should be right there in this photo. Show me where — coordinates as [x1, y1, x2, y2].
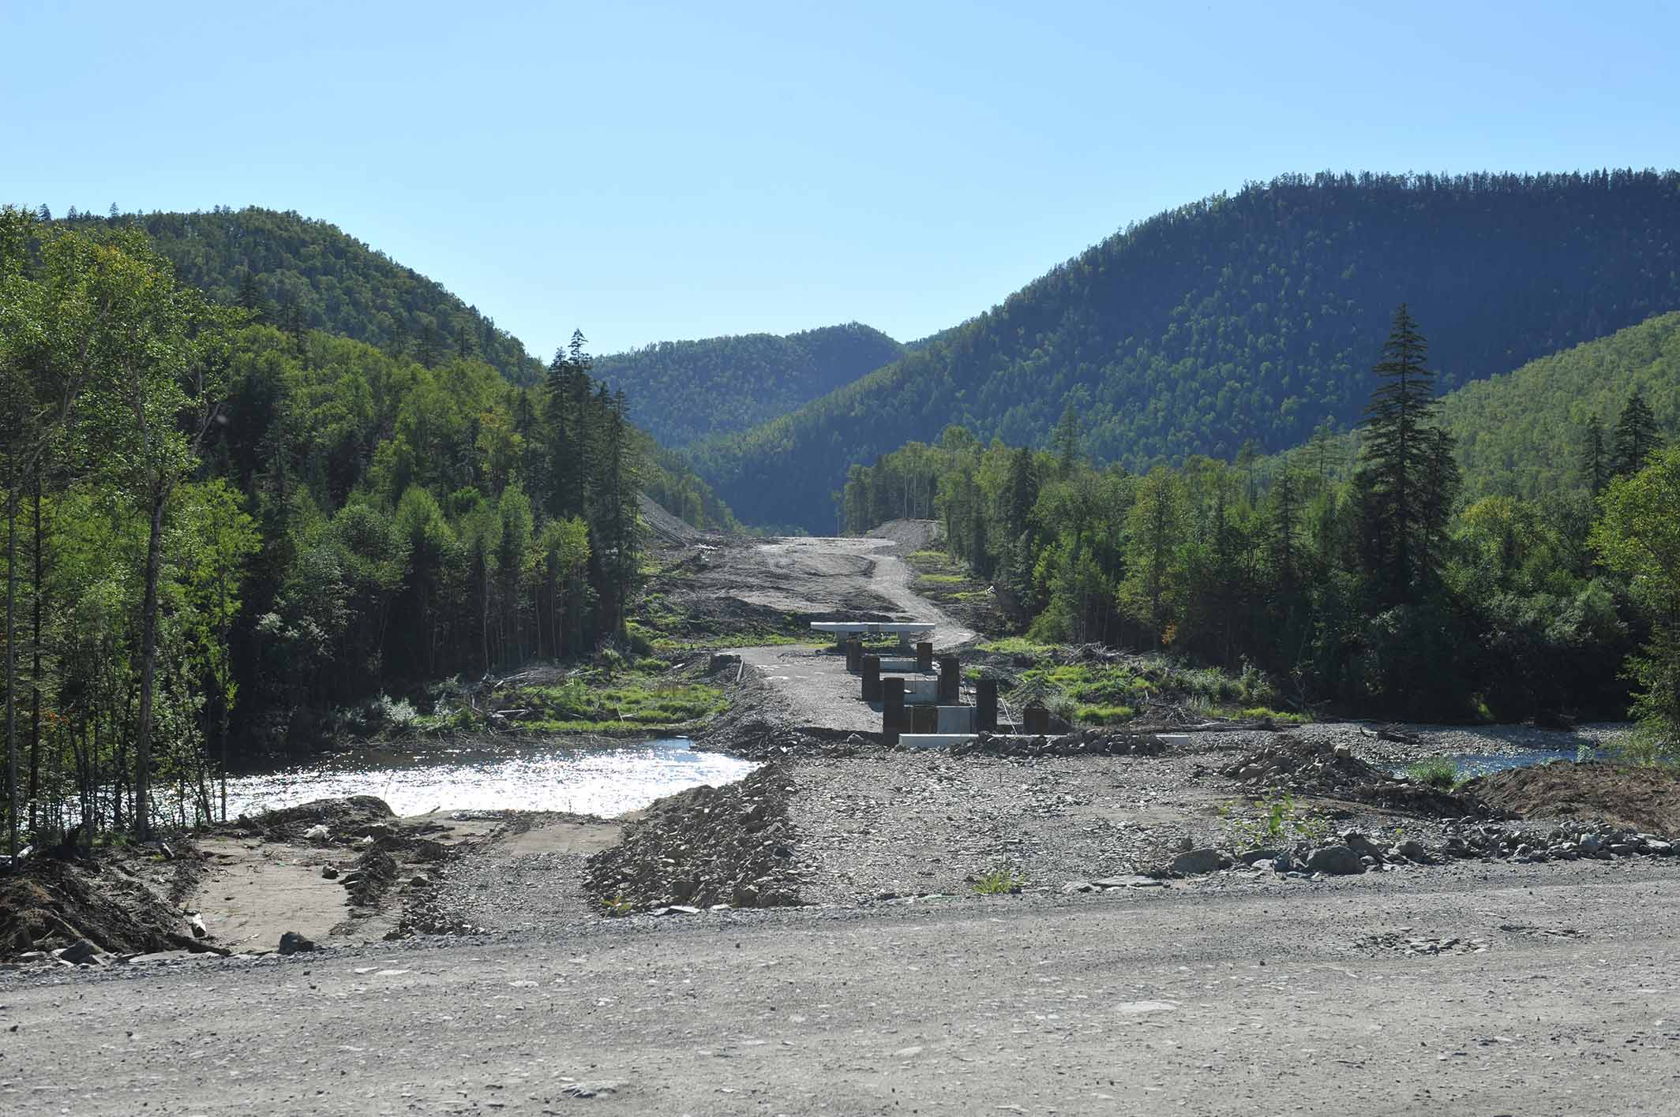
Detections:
[593, 323, 902, 446]
[1444, 311, 1680, 499]
[59, 206, 546, 384]
[690, 171, 1680, 530]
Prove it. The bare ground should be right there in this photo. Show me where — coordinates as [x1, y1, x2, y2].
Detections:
[6, 528, 1679, 1114]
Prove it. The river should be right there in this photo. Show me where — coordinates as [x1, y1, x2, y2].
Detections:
[219, 736, 757, 819]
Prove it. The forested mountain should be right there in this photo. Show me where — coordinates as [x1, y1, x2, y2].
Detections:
[690, 171, 1680, 530]
[56, 206, 546, 384]
[593, 323, 903, 446]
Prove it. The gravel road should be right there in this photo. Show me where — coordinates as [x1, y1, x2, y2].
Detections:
[5, 863, 1678, 1115]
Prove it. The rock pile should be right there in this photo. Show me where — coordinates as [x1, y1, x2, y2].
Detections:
[584, 764, 801, 912]
[0, 856, 212, 959]
[950, 730, 1167, 759]
[232, 795, 396, 842]
[1222, 736, 1484, 816]
[701, 717, 873, 761]
[1435, 819, 1676, 863]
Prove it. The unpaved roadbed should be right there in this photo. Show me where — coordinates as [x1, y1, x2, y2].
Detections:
[4, 863, 1679, 1115]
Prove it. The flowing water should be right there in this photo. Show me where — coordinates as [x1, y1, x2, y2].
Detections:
[220, 737, 757, 818]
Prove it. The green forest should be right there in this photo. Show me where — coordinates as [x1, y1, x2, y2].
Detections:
[594, 323, 903, 446]
[0, 210, 673, 846]
[841, 307, 1678, 746]
[691, 171, 1680, 530]
[50, 205, 546, 385]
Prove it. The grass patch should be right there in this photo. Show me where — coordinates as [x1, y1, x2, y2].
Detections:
[1405, 756, 1461, 789]
[1073, 703, 1137, 725]
[518, 678, 726, 730]
[972, 866, 1027, 895]
[1238, 706, 1310, 724]
[977, 636, 1055, 657]
[915, 573, 966, 585]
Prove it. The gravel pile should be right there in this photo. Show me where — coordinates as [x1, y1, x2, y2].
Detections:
[951, 730, 1166, 758]
[584, 764, 800, 911]
[1222, 736, 1484, 817]
[699, 716, 876, 761]
[229, 795, 396, 841]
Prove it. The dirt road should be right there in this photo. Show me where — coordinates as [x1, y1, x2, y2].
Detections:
[727, 534, 974, 731]
[5, 862, 1678, 1115]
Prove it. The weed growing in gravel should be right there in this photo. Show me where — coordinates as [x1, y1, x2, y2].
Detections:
[1406, 756, 1461, 789]
[602, 894, 635, 917]
[972, 866, 1027, 895]
[1219, 792, 1331, 850]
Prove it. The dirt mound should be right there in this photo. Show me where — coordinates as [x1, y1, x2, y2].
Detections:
[1223, 736, 1483, 817]
[951, 730, 1167, 758]
[234, 795, 395, 840]
[0, 856, 208, 958]
[585, 764, 800, 912]
[1468, 761, 1680, 834]
[697, 715, 876, 761]
[866, 519, 939, 551]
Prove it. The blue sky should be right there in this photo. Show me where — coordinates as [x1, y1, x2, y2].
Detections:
[4, 0, 1677, 357]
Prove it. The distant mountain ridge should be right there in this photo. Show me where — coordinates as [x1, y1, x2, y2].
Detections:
[64, 206, 546, 384]
[593, 323, 903, 446]
[685, 170, 1680, 530]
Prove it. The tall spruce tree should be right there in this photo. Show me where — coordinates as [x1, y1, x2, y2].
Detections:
[1354, 305, 1460, 605]
[1610, 390, 1661, 479]
[1581, 412, 1610, 495]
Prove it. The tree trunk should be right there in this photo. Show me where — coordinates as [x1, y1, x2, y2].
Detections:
[29, 472, 42, 829]
[134, 484, 168, 840]
[5, 481, 18, 857]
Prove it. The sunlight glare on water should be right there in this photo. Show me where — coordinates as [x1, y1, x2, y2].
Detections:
[222, 738, 757, 818]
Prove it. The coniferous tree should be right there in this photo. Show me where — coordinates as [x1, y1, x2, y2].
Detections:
[1354, 305, 1459, 605]
[1611, 391, 1662, 478]
[1581, 412, 1610, 495]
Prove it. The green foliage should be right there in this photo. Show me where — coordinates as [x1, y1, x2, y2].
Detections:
[0, 206, 688, 845]
[594, 324, 902, 447]
[1219, 792, 1331, 850]
[66, 206, 546, 384]
[836, 308, 1643, 723]
[691, 171, 1680, 531]
[1592, 448, 1680, 759]
[1442, 310, 1680, 500]
[1405, 757, 1461, 789]
[513, 676, 726, 732]
[972, 865, 1027, 895]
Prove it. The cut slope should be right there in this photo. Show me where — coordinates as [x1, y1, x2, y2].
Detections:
[690, 170, 1680, 529]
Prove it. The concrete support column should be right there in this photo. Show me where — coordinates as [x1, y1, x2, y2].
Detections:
[912, 704, 938, 733]
[845, 638, 862, 673]
[1023, 703, 1050, 735]
[937, 656, 960, 703]
[915, 641, 934, 673]
[976, 678, 999, 732]
[882, 677, 906, 742]
[862, 655, 882, 702]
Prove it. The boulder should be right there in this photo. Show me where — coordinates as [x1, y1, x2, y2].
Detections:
[1343, 832, 1385, 863]
[1168, 848, 1230, 876]
[278, 931, 316, 955]
[58, 939, 102, 965]
[1305, 845, 1365, 875]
